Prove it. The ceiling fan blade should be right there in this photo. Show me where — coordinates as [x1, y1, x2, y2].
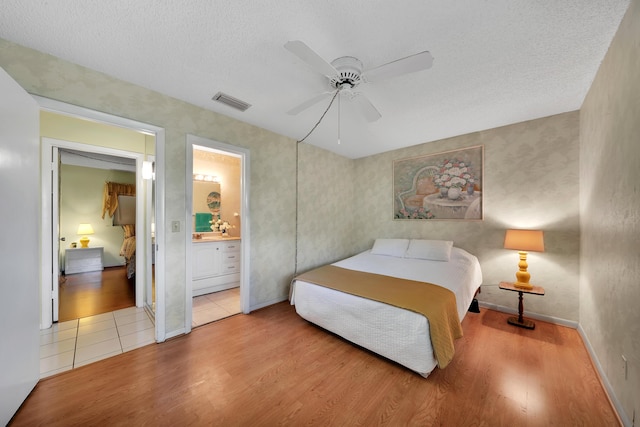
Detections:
[362, 51, 433, 83]
[352, 92, 382, 122]
[287, 91, 334, 115]
[284, 40, 338, 78]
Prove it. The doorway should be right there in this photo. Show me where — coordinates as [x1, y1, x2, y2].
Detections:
[57, 148, 138, 321]
[38, 98, 166, 344]
[39, 116, 162, 376]
[185, 134, 251, 333]
[43, 131, 150, 325]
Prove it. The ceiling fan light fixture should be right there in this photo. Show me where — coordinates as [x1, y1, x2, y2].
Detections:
[285, 40, 432, 137]
[329, 56, 363, 89]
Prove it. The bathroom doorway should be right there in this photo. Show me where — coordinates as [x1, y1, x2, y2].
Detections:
[185, 135, 251, 333]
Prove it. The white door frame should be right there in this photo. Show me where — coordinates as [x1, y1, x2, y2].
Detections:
[185, 134, 251, 333]
[144, 154, 156, 314]
[51, 146, 60, 321]
[36, 96, 167, 342]
[42, 137, 145, 321]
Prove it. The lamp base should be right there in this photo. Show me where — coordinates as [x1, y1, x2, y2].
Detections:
[79, 237, 90, 248]
[513, 281, 533, 290]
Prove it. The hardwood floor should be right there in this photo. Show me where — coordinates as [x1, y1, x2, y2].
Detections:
[58, 266, 135, 322]
[11, 304, 620, 426]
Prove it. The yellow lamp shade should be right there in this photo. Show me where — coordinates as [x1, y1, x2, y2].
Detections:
[504, 229, 544, 252]
[77, 223, 94, 248]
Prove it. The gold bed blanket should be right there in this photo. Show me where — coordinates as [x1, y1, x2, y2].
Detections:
[294, 265, 463, 369]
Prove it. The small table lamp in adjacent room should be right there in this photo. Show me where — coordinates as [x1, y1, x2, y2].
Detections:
[77, 223, 95, 248]
[504, 229, 544, 290]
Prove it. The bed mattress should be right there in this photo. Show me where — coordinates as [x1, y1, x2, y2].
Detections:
[290, 247, 483, 376]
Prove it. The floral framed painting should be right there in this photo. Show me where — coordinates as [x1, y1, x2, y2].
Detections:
[393, 145, 483, 220]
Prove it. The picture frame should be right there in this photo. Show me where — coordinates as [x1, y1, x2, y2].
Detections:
[193, 181, 221, 232]
[393, 145, 483, 220]
[193, 181, 221, 216]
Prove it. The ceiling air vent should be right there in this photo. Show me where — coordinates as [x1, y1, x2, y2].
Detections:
[212, 92, 251, 112]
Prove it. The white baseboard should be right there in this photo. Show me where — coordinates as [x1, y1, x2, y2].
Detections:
[578, 325, 631, 427]
[478, 301, 578, 328]
[478, 302, 629, 426]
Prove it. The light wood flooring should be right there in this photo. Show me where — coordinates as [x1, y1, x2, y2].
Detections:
[11, 304, 620, 426]
[58, 266, 135, 322]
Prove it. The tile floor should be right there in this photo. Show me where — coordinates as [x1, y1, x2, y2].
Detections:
[39, 288, 240, 378]
[39, 306, 155, 379]
[192, 287, 241, 327]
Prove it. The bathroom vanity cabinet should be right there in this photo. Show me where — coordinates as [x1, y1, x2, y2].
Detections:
[192, 239, 241, 296]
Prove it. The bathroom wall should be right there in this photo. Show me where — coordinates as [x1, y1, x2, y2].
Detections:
[193, 148, 242, 236]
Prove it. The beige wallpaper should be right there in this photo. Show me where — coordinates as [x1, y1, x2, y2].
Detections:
[0, 38, 297, 334]
[351, 112, 581, 321]
[296, 143, 358, 273]
[580, 0, 640, 422]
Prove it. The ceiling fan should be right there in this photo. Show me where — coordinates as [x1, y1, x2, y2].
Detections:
[284, 40, 434, 122]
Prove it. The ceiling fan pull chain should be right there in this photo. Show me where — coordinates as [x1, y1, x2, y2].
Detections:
[337, 93, 341, 145]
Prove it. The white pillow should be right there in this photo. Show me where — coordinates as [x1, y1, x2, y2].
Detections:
[370, 238, 410, 257]
[405, 239, 453, 261]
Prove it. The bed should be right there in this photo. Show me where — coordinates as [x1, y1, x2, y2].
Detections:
[102, 184, 137, 279]
[119, 224, 136, 279]
[114, 195, 136, 279]
[290, 238, 483, 377]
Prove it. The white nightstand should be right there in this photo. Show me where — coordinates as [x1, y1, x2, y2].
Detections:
[65, 247, 104, 274]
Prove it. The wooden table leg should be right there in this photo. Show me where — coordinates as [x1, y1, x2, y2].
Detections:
[518, 291, 524, 323]
[507, 291, 535, 329]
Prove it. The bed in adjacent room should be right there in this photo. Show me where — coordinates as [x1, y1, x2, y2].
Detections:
[103, 184, 137, 279]
[290, 238, 483, 377]
[119, 224, 136, 279]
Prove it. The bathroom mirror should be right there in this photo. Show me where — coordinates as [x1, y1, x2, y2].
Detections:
[193, 180, 221, 232]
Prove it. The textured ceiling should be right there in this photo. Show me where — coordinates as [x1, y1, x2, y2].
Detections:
[0, 1, 630, 159]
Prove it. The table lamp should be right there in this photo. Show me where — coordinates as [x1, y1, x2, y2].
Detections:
[504, 229, 544, 290]
[77, 223, 95, 248]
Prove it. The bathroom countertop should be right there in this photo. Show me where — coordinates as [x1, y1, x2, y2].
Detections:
[192, 235, 241, 243]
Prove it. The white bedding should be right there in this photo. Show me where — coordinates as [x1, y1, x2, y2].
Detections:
[290, 247, 483, 376]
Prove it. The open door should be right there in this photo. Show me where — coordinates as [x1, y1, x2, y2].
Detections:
[0, 68, 41, 423]
[51, 146, 59, 322]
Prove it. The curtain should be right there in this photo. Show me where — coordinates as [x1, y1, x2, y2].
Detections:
[102, 182, 135, 219]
